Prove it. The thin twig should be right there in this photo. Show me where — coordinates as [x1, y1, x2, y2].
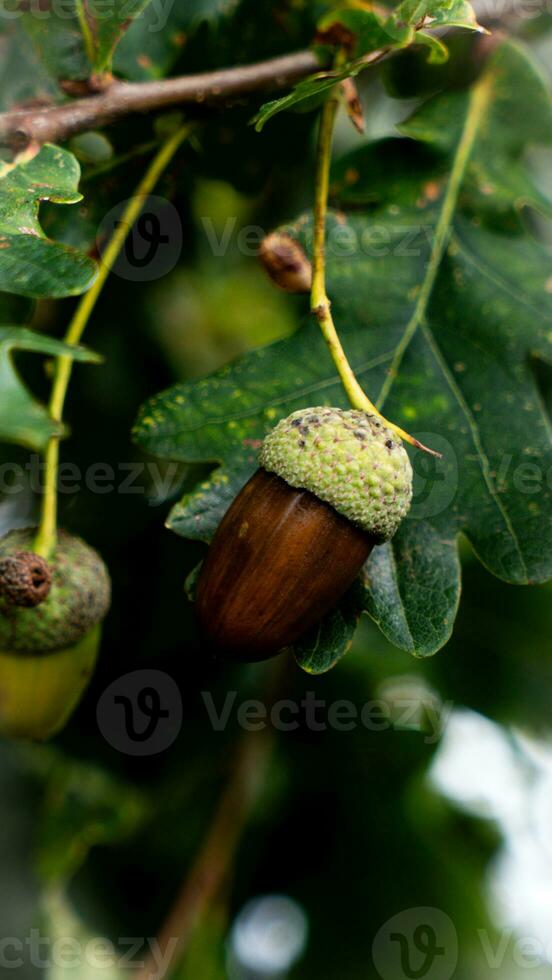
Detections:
[133, 654, 289, 980]
[134, 727, 274, 980]
[0, 50, 320, 151]
[33, 123, 192, 558]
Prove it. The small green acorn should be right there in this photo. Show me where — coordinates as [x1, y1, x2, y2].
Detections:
[196, 407, 413, 661]
[0, 529, 111, 741]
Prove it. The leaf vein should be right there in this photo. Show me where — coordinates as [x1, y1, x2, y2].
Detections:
[421, 322, 529, 579]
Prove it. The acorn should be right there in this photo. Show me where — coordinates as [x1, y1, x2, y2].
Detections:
[196, 407, 413, 661]
[0, 528, 111, 741]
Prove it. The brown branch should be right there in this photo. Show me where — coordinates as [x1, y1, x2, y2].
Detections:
[132, 654, 291, 980]
[0, 50, 321, 151]
[133, 727, 274, 980]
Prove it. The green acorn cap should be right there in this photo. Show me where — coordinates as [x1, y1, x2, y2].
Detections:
[259, 407, 413, 542]
[0, 529, 111, 655]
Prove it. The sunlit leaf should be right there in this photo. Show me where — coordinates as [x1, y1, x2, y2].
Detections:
[253, 0, 483, 130]
[0, 145, 97, 298]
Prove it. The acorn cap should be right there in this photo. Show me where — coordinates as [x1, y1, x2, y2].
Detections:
[259, 407, 413, 542]
[0, 529, 111, 654]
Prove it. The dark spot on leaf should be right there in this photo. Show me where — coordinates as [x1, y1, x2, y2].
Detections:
[314, 22, 357, 55]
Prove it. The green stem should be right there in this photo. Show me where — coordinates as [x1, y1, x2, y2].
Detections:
[376, 71, 494, 411]
[74, 0, 97, 68]
[310, 95, 439, 456]
[34, 124, 191, 559]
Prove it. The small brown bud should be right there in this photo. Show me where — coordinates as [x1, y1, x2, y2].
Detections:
[341, 78, 365, 134]
[0, 552, 52, 608]
[314, 23, 357, 54]
[59, 73, 114, 97]
[259, 233, 312, 294]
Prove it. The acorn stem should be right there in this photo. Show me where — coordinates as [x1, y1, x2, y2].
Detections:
[75, 0, 96, 66]
[34, 123, 193, 560]
[310, 95, 440, 458]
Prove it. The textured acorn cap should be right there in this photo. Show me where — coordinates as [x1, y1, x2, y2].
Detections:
[259, 407, 413, 542]
[0, 529, 111, 654]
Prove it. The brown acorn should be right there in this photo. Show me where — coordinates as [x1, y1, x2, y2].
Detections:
[196, 407, 413, 661]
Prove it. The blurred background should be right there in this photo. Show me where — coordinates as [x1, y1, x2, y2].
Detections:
[2, 3, 552, 978]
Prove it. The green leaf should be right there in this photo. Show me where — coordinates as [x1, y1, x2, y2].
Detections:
[253, 0, 483, 130]
[0, 145, 97, 299]
[253, 70, 345, 131]
[134, 41, 552, 661]
[42, 890, 127, 980]
[21, 0, 155, 79]
[0, 26, 58, 113]
[83, 0, 154, 73]
[31, 750, 147, 883]
[294, 582, 365, 674]
[397, 0, 483, 30]
[315, 5, 413, 59]
[398, 52, 552, 218]
[169, 460, 256, 543]
[330, 136, 447, 209]
[114, 0, 241, 81]
[0, 327, 101, 451]
[414, 31, 450, 64]
[363, 523, 461, 657]
[19, 12, 90, 83]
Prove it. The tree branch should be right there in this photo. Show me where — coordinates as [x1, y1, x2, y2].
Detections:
[132, 653, 290, 980]
[133, 728, 274, 980]
[0, 50, 321, 151]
